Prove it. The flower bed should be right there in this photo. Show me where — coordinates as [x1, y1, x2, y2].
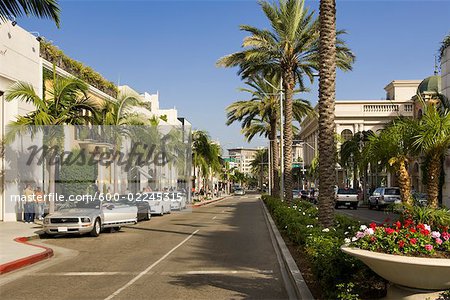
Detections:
[348, 204, 450, 258]
[262, 195, 387, 299]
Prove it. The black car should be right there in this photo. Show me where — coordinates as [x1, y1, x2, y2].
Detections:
[118, 195, 152, 221]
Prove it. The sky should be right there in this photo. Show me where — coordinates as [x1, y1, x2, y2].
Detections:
[15, 0, 450, 150]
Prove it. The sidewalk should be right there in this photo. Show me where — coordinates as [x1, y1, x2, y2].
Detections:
[190, 194, 230, 208]
[0, 221, 53, 275]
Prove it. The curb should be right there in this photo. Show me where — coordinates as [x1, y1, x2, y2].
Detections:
[261, 199, 314, 300]
[0, 236, 54, 275]
[192, 196, 228, 208]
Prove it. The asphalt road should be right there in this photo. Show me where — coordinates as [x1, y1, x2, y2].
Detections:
[336, 206, 399, 224]
[0, 195, 289, 300]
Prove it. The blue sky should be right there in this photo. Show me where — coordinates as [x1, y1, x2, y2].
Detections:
[15, 0, 450, 149]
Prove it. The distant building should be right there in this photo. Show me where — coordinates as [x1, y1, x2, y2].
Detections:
[227, 148, 261, 175]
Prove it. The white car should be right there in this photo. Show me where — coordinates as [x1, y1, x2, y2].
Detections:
[170, 192, 187, 210]
[335, 188, 359, 209]
[234, 188, 245, 196]
[141, 192, 172, 215]
[43, 199, 137, 237]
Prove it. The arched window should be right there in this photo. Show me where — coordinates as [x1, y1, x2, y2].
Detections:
[341, 129, 353, 142]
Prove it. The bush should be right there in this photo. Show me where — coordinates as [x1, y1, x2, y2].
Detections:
[262, 195, 387, 299]
[59, 149, 98, 196]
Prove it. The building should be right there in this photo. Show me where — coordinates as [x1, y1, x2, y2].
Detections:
[227, 147, 261, 175]
[441, 41, 450, 205]
[0, 23, 192, 221]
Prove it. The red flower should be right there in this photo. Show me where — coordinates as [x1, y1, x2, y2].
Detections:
[369, 222, 377, 229]
[417, 223, 425, 230]
[424, 244, 433, 251]
[420, 229, 430, 236]
[370, 236, 377, 242]
[398, 240, 405, 248]
[403, 219, 413, 227]
[410, 238, 417, 245]
[409, 228, 417, 233]
[385, 228, 395, 235]
[395, 221, 401, 229]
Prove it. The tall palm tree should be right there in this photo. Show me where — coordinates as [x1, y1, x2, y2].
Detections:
[226, 74, 312, 197]
[217, 0, 354, 204]
[317, 0, 337, 227]
[5, 75, 98, 212]
[362, 121, 418, 204]
[192, 130, 221, 197]
[1, 0, 60, 27]
[413, 104, 450, 208]
[250, 148, 269, 190]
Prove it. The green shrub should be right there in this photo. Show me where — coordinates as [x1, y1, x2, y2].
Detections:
[262, 195, 387, 299]
[59, 149, 98, 196]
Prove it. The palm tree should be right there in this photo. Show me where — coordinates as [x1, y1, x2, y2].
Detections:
[5, 74, 98, 212]
[317, 0, 337, 227]
[1, 0, 60, 27]
[362, 121, 418, 204]
[250, 148, 268, 190]
[192, 131, 221, 198]
[217, 0, 354, 204]
[413, 105, 450, 208]
[226, 74, 312, 197]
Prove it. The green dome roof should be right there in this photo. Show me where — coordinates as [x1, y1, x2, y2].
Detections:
[418, 75, 441, 94]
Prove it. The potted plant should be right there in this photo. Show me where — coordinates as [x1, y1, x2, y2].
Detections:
[341, 206, 450, 291]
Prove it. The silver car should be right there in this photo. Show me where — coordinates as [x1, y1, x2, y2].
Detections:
[369, 187, 401, 210]
[43, 199, 137, 237]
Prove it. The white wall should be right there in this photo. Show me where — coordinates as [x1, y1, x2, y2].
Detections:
[441, 46, 450, 207]
[1, 23, 42, 221]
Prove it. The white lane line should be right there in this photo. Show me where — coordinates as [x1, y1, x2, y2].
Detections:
[212, 216, 217, 220]
[160, 270, 273, 275]
[104, 229, 199, 300]
[28, 272, 141, 276]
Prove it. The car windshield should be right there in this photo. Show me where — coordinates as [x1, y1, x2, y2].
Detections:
[384, 189, 400, 195]
[59, 200, 101, 210]
[337, 188, 357, 195]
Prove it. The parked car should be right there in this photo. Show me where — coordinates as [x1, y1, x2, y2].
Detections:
[368, 187, 401, 210]
[293, 190, 301, 199]
[234, 188, 245, 196]
[43, 199, 137, 237]
[117, 195, 152, 221]
[335, 188, 359, 209]
[170, 192, 187, 210]
[144, 192, 172, 215]
[299, 190, 309, 200]
[412, 192, 428, 207]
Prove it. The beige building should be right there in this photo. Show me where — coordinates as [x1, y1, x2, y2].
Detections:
[227, 148, 261, 175]
[441, 42, 450, 205]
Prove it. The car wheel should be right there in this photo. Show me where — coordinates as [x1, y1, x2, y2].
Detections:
[376, 201, 380, 211]
[160, 206, 164, 216]
[353, 203, 358, 210]
[334, 203, 339, 209]
[90, 218, 101, 237]
[147, 208, 152, 220]
[368, 202, 373, 210]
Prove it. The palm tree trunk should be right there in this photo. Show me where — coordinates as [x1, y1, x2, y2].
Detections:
[397, 160, 412, 205]
[427, 157, 441, 208]
[269, 116, 280, 197]
[47, 161, 56, 213]
[282, 70, 295, 204]
[318, 0, 337, 228]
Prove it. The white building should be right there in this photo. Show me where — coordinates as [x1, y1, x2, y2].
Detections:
[0, 23, 192, 221]
[441, 41, 450, 205]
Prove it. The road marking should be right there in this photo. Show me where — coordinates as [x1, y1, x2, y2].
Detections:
[104, 229, 199, 300]
[28, 272, 141, 276]
[212, 216, 217, 220]
[161, 270, 273, 275]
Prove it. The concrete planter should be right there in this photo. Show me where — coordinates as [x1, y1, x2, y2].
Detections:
[341, 245, 450, 290]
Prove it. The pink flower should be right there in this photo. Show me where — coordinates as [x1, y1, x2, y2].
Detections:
[442, 232, 449, 241]
[356, 231, 365, 239]
[431, 231, 441, 239]
[435, 238, 443, 245]
[424, 244, 433, 251]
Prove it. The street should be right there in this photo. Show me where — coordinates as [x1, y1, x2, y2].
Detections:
[0, 195, 289, 300]
[336, 206, 399, 224]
